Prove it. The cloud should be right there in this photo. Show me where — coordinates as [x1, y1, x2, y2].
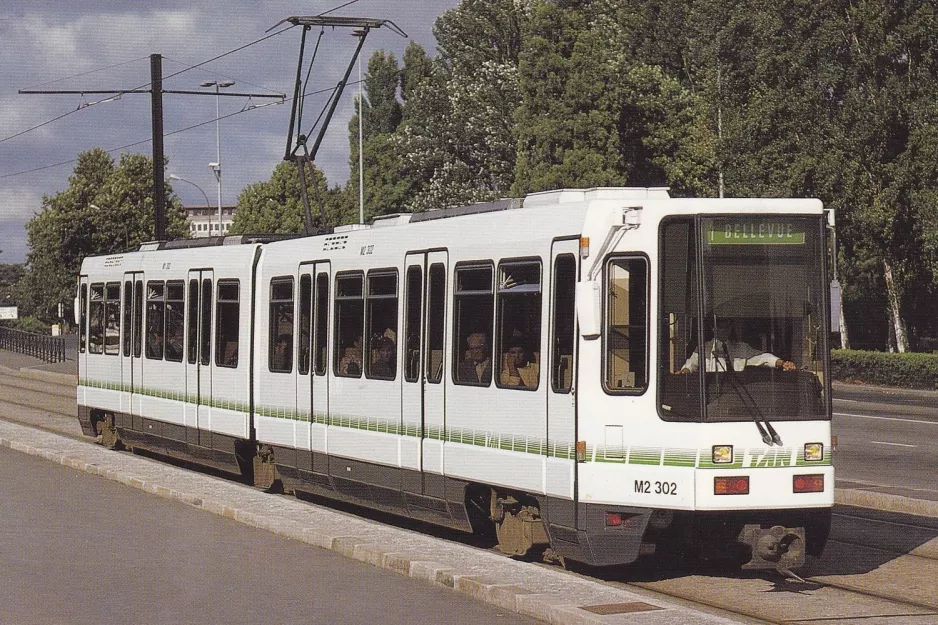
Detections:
[0, 0, 461, 264]
[0, 185, 43, 263]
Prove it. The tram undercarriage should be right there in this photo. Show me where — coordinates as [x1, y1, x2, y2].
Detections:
[79, 406, 829, 571]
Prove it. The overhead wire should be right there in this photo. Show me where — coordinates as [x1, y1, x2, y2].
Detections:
[19, 55, 151, 91]
[0, 25, 295, 146]
[0, 80, 363, 180]
[3, 0, 369, 177]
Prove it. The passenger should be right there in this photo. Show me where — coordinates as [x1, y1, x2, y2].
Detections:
[678, 318, 795, 374]
[273, 333, 292, 371]
[457, 332, 492, 384]
[500, 336, 538, 388]
[338, 335, 363, 376]
[370, 335, 396, 378]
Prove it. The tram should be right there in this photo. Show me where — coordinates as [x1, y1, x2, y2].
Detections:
[75, 187, 834, 570]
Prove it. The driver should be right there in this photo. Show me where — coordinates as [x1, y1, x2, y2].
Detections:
[678, 319, 796, 374]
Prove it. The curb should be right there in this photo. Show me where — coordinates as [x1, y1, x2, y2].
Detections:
[0, 427, 738, 625]
[0, 363, 78, 387]
[836, 488, 938, 521]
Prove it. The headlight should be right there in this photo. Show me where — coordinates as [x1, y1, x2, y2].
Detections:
[712, 445, 733, 464]
[804, 443, 823, 462]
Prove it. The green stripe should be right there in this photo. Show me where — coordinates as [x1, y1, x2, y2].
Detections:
[79, 380, 830, 467]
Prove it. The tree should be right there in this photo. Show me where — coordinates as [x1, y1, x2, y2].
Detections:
[434, 0, 528, 74]
[20, 148, 187, 322]
[346, 51, 408, 218]
[0, 263, 24, 310]
[512, 1, 714, 195]
[400, 41, 433, 103]
[822, 0, 938, 352]
[230, 161, 350, 234]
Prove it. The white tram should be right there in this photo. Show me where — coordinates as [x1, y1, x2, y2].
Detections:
[76, 187, 834, 570]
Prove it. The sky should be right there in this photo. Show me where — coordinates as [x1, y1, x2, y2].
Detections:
[0, 1, 462, 263]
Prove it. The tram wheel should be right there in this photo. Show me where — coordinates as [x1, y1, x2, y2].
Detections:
[96, 413, 123, 451]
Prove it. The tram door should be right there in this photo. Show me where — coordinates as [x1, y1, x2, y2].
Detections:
[185, 269, 214, 443]
[401, 251, 448, 496]
[546, 240, 579, 527]
[77, 276, 89, 385]
[120, 272, 144, 417]
[297, 261, 331, 451]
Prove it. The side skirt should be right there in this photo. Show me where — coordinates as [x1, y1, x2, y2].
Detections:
[271, 444, 473, 533]
[102, 409, 249, 477]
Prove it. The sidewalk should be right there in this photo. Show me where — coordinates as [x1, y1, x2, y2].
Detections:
[0, 349, 76, 375]
[2, 348, 936, 519]
[0, 418, 743, 625]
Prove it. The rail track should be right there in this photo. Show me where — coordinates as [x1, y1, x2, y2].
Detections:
[2, 366, 936, 624]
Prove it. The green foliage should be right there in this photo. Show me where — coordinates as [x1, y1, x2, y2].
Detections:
[0, 263, 24, 309]
[512, 2, 715, 195]
[230, 161, 351, 234]
[434, 0, 528, 73]
[832, 349, 938, 390]
[21, 148, 187, 322]
[328, 0, 938, 353]
[401, 42, 433, 102]
[0, 316, 49, 335]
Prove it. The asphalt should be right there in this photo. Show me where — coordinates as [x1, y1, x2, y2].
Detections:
[1, 347, 937, 624]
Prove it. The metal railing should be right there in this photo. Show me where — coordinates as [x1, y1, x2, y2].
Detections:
[0, 327, 70, 363]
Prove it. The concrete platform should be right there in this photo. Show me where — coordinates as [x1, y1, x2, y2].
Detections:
[0, 419, 744, 625]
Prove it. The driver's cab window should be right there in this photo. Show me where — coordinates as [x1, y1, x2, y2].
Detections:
[603, 256, 648, 393]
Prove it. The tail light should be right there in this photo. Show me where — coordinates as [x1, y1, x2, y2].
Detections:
[714, 476, 749, 495]
[793, 474, 824, 493]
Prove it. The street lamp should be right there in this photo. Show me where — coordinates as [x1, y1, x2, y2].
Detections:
[168, 175, 211, 236]
[200, 79, 235, 236]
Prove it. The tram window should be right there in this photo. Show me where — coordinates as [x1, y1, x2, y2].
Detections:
[200, 279, 212, 366]
[366, 271, 398, 380]
[164, 281, 185, 362]
[404, 266, 422, 383]
[187, 279, 199, 364]
[426, 264, 446, 384]
[269, 277, 294, 373]
[298, 274, 312, 375]
[215, 280, 239, 368]
[314, 273, 329, 376]
[145, 281, 165, 360]
[104, 283, 120, 356]
[496, 261, 541, 390]
[122, 281, 133, 357]
[88, 283, 104, 355]
[453, 264, 494, 386]
[551, 254, 576, 393]
[603, 257, 648, 393]
[133, 281, 143, 358]
[79, 284, 87, 354]
[334, 273, 364, 377]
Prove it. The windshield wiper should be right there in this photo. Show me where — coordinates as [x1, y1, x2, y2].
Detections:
[716, 344, 783, 446]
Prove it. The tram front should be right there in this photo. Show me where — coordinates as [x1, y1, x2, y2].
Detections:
[654, 210, 833, 570]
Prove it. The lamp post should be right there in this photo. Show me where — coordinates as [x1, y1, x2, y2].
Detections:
[200, 80, 235, 236]
[168, 175, 211, 237]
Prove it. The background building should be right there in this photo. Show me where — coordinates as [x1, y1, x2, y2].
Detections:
[186, 205, 236, 238]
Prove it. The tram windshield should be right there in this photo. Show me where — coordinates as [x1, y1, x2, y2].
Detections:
[658, 215, 829, 423]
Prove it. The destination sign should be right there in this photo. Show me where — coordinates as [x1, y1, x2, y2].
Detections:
[706, 220, 806, 245]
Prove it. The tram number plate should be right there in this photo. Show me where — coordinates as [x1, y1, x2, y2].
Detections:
[634, 480, 677, 496]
